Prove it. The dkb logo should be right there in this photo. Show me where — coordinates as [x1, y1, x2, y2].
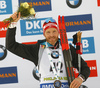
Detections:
[0, 0, 12, 14]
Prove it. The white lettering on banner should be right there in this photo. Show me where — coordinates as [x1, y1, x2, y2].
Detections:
[0, 1, 6, 9]
[26, 22, 33, 30]
[0, 10, 6, 13]
[61, 84, 69, 88]
[68, 39, 89, 48]
[82, 40, 89, 48]
[26, 31, 32, 34]
[41, 84, 69, 88]
[34, 21, 40, 29]
[33, 31, 39, 33]
[0, 27, 7, 31]
[83, 49, 89, 52]
[26, 20, 45, 30]
[90, 66, 96, 70]
[26, 30, 43, 34]
[42, 85, 53, 88]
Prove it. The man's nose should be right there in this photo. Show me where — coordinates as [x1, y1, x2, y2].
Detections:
[50, 32, 54, 36]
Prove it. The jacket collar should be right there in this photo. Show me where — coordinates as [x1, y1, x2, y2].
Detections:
[38, 39, 60, 49]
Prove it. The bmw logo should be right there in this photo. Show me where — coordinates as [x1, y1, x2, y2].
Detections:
[0, 45, 7, 61]
[66, 0, 82, 8]
[51, 51, 59, 59]
[33, 66, 40, 80]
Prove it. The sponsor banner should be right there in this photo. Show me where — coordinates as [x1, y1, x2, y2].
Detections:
[64, 14, 93, 32]
[68, 37, 95, 54]
[97, 0, 100, 6]
[0, 0, 12, 14]
[40, 82, 69, 88]
[18, 0, 52, 12]
[74, 60, 98, 78]
[20, 17, 51, 36]
[0, 67, 18, 84]
[0, 21, 9, 38]
[20, 14, 93, 36]
[86, 60, 98, 77]
[22, 37, 95, 54]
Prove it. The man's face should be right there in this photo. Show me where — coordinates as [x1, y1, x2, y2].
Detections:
[44, 28, 59, 45]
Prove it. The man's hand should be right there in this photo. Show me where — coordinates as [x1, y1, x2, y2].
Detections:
[10, 12, 21, 22]
[70, 77, 83, 88]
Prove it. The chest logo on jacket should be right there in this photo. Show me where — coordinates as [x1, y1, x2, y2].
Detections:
[66, 0, 82, 8]
[0, 45, 7, 61]
[51, 51, 59, 59]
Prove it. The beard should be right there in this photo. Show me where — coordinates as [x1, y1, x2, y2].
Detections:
[46, 36, 58, 45]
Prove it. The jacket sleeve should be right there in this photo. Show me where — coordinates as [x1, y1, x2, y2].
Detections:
[6, 27, 39, 65]
[69, 44, 90, 81]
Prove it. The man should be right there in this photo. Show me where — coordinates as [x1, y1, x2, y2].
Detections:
[6, 12, 90, 88]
